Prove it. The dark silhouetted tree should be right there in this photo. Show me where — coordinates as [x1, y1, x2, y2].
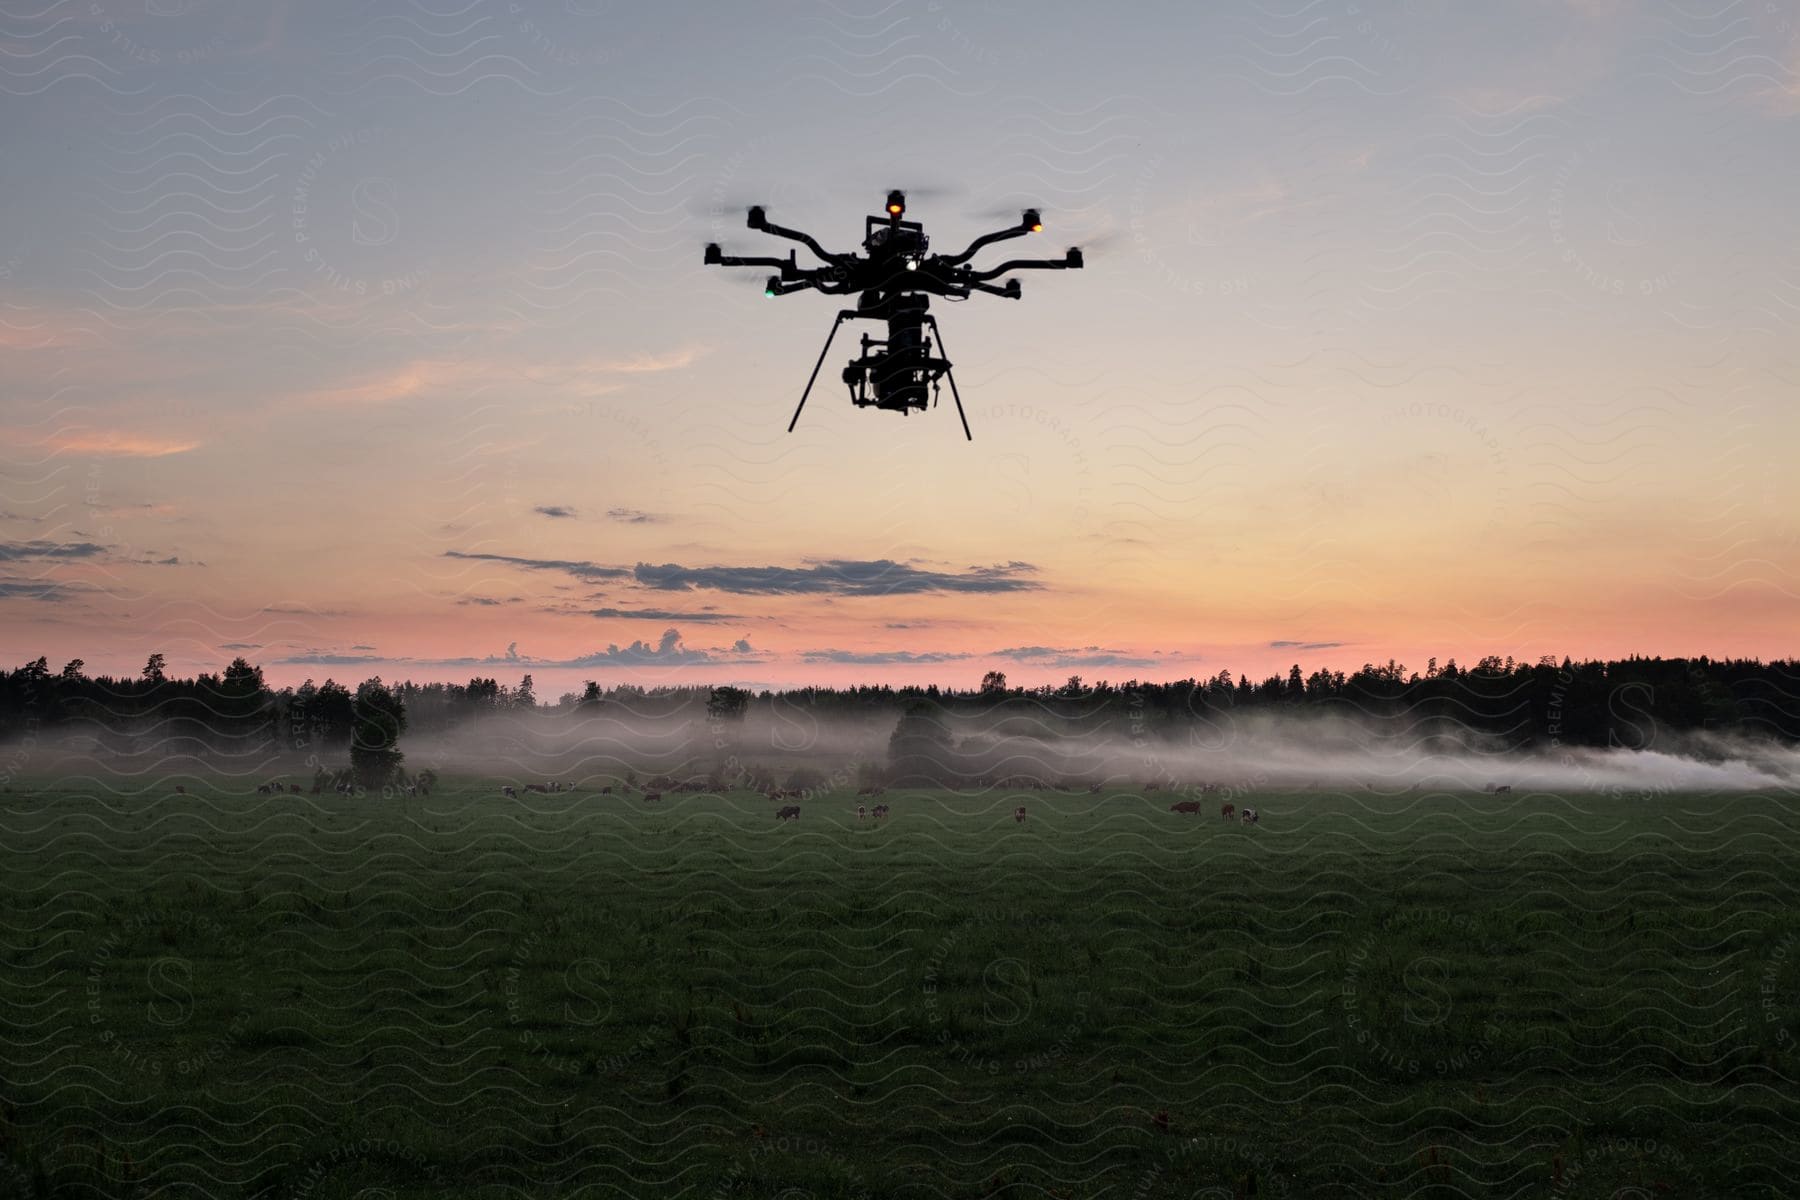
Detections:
[350, 677, 407, 788]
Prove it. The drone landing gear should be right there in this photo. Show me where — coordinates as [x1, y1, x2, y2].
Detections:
[924, 315, 973, 442]
[786, 311, 973, 441]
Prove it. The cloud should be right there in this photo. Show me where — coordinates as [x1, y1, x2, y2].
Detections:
[802, 648, 976, 665]
[279, 652, 386, 666]
[41, 431, 200, 458]
[453, 551, 1040, 596]
[443, 551, 631, 580]
[0, 578, 72, 600]
[0, 540, 107, 561]
[219, 642, 262, 651]
[591, 606, 740, 622]
[533, 505, 578, 519]
[606, 507, 664, 524]
[457, 596, 507, 606]
[1269, 640, 1345, 650]
[553, 629, 765, 668]
[992, 645, 1163, 669]
[635, 559, 1040, 596]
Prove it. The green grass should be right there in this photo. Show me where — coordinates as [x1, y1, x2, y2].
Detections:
[1, 778, 1797, 1197]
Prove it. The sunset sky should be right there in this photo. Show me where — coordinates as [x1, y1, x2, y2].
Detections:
[3, 0, 1797, 695]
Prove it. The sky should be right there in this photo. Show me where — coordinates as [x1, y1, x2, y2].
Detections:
[2, 0, 1797, 696]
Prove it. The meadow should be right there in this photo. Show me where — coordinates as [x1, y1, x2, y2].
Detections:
[1, 777, 1797, 1198]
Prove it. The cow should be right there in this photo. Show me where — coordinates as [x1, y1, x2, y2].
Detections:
[856, 805, 867, 820]
[1013, 806, 1026, 823]
[1220, 802, 1235, 819]
[526, 784, 548, 794]
[1169, 800, 1201, 814]
[776, 804, 800, 820]
[643, 791, 663, 804]
[290, 784, 301, 795]
[1494, 785, 1512, 794]
[601, 786, 613, 795]
[872, 804, 889, 819]
[1144, 782, 1159, 793]
[1089, 783, 1102, 794]
[174, 784, 186, 795]
[502, 786, 516, 798]
[1241, 807, 1259, 825]
[856, 787, 876, 797]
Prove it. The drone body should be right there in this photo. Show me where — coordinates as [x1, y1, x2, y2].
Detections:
[704, 190, 1083, 439]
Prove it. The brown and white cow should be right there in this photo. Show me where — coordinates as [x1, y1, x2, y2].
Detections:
[502, 785, 516, 798]
[1241, 807, 1259, 825]
[1220, 803, 1235, 819]
[1013, 806, 1026, 823]
[1169, 800, 1201, 814]
[872, 804, 889, 819]
[856, 805, 867, 820]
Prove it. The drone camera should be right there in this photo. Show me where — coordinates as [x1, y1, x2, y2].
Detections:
[1023, 209, 1043, 232]
[747, 205, 767, 230]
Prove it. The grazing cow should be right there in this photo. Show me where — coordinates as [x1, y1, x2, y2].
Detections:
[1144, 782, 1159, 792]
[526, 784, 548, 794]
[856, 787, 875, 797]
[310, 783, 320, 795]
[776, 804, 800, 820]
[1220, 803, 1235, 819]
[643, 791, 663, 804]
[290, 784, 301, 795]
[856, 805, 867, 820]
[174, 785, 186, 795]
[1169, 800, 1201, 815]
[1494, 785, 1512, 794]
[502, 786, 516, 798]
[1089, 783, 1102, 794]
[601, 786, 613, 795]
[1013, 806, 1026, 823]
[1241, 807, 1259, 825]
[872, 804, 889, 819]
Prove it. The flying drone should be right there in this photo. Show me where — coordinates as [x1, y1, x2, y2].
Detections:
[704, 189, 1083, 440]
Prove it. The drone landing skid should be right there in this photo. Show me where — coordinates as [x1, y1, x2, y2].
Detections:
[788, 311, 972, 441]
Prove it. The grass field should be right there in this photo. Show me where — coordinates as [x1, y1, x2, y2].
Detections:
[2, 777, 1798, 1198]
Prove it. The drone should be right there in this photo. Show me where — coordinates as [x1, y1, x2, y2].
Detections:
[704, 189, 1083, 440]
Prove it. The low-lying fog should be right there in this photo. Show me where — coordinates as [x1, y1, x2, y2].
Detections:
[10, 704, 1798, 794]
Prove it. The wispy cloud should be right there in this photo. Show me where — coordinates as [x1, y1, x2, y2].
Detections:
[992, 645, 1163, 669]
[533, 505, 578, 519]
[444, 551, 630, 580]
[0, 540, 107, 561]
[41, 431, 199, 458]
[1269, 640, 1345, 651]
[635, 559, 1041, 596]
[802, 648, 975, 665]
[606, 508, 664, 524]
[591, 606, 740, 622]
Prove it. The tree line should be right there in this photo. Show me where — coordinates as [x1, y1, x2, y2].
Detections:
[1, 652, 1794, 787]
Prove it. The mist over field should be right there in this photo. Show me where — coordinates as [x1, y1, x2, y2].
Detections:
[9, 701, 1796, 795]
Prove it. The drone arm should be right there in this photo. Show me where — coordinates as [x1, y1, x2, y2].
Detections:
[966, 279, 1021, 299]
[967, 249, 1083, 282]
[941, 224, 1032, 267]
[752, 213, 846, 266]
[705, 248, 793, 271]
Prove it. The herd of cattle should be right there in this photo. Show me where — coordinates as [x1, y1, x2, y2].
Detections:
[481, 779, 1267, 827]
[194, 776, 1274, 826]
